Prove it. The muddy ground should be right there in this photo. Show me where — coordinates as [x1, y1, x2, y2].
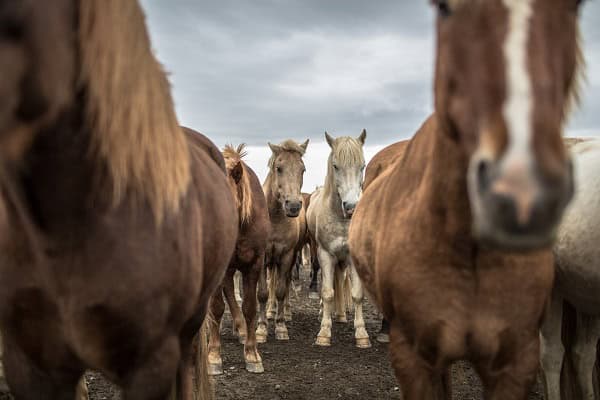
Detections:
[1, 265, 545, 399]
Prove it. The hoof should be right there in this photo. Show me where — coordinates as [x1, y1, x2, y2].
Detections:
[376, 333, 390, 344]
[266, 312, 275, 320]
[356, 337, 372, 349]
[208, 362, 224, 376]
[308, 291, 320, 300]
[275, 330, 289, 341]
[315, 336, 331, 346]
[256, 333, 267, 344]
[245, 361, 265, 374]
[284, 314, 292, 322]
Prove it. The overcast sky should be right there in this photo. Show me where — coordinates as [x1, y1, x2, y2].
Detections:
[140, 1, 600, 191]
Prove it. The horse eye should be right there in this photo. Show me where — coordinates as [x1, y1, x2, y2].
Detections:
[333, 164, 338, 171]
[435, 0, 452, 17]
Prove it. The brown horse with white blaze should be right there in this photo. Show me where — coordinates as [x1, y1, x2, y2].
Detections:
[0, 1, 237, 399]
[207, 144, 270, 375]
[256, 139, 308, 343]
[350, 0, 582, 398]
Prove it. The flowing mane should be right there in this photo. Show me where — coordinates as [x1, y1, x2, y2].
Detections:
[323, 137, 365, 198]
[223, 144, 254, 225]
[79, 0, 190, 221]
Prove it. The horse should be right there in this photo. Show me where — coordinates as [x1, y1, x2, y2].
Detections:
[291, 192, 313, 295]
[256, 139, 309, 343]
[349, 0, 583, 398]
[207, 144, 270, 375]
[304, 190, 323, 299]
[361, 140, 410, 344]
[0, 1, 238, 399]
[307, 131, 369, 348]
[541, 138, 600, 400]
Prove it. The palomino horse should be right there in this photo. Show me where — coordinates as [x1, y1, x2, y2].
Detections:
[256, 139, 309, 343]
[0, 1, 237, 399]
[349, 0, 582, 398]
[304, 190, 323, 300]
[208, 144, 270, 375]
[541, 138, 600, 400]
[307, 131, 369, 348]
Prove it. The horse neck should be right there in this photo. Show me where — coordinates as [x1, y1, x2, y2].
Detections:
[264, 173, 286, 222]
[322, 169, 345, 219]
[17, 105, 101, 240]
[403, 115, 473, 240]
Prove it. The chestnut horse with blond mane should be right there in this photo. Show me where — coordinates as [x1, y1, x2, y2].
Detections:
[256, 139, 308, 343]
[207, 144, 270, 375]
[350, 0, 583, 398]
[0, 1, 237, 399]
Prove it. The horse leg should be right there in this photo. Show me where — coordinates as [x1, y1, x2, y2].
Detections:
[571, 311, 600, 399]
[377, 317, 391, 344]
[333, 267, 348, 323]
[308, 238, 320, 300]
[256, 260, 269, 344]
[207, 290, 226, 376]
[234, 270, 243, 303]
[242, 260, 264, 373]
[284, 279, 293, 322]
[275, 252, 294, 341]
[480, 337, 540, 400]
[266, 266, 276, 320]
[2, 334, 84, 400]
[223, 269, 246, 343]
[315, 248, 335, 346]
[349, 261, 371, 348]
[389, 325, 448, 399]
[540, 291, 564, 400]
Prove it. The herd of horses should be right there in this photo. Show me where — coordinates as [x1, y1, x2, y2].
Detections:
[0, 0, 597, 399]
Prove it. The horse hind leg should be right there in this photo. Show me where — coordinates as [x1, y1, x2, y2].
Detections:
[266, 267, 276, 320]
[242, 260, 264, 373]
[333, 266, 349, 323]
[255, 260, 269, 344]
[571, 310, 600, 399]
[308, 240, 320, 300]
[207, 290, 226, 376]
[223, 270, 246, 343]
[349, 261, 371, 348]
[540, 291, 564, 400]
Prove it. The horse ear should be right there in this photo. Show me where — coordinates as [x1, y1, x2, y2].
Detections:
[358, 129, 367, 145]
[300, 139, 309, 152]
[268, 142, 281, 154]
[324, 132, 334, 148]
[230, 161, 243, 183]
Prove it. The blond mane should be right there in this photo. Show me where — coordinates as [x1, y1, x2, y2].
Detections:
[79, 0, 190, 221]
[223, 144, 253, 225]
[324, 137, 365, 197]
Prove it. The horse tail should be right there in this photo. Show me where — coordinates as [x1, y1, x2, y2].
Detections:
[560, 300, 579, 399]
[196, 316, 214, 400]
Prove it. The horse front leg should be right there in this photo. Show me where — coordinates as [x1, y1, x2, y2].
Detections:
[242, 259, 264, 373]
[540, 291, 564, 400]
[349, 261, 371, 348]
[275, 252, 294, 341]
[315, 247, 335, 346]
[571, 311, 600, 399]
[255, 259, 269, 343]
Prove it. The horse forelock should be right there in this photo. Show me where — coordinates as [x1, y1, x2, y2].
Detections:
[223, 144, 253, 225]
[267, 139, 307, 170]
[79, 0, 190, 222]
[323, 137, 365, 197]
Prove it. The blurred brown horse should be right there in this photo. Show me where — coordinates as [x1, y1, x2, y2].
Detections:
[208, 144, 269, 375]
[350, 0, 582, 398]
[256, 140, 308, 343]
[0, 1, 237, 399]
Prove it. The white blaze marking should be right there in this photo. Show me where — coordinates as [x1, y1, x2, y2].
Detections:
[502, 0, 534, 165]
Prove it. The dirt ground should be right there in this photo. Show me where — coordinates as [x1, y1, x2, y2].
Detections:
[1, 265, 546, 399]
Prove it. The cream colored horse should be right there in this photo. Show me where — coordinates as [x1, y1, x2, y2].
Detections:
[541, 138, 600, 400]
[307, 131, 370, 348]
